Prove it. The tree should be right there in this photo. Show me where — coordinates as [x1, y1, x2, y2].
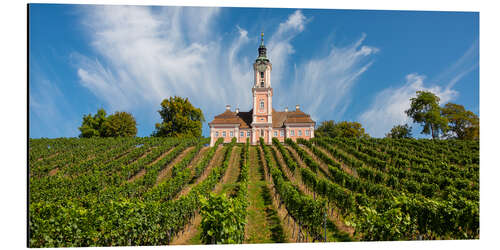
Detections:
[386, 124, 413, 139]
[152, 96, 205, 138]
[102, 111, 137, 137]
[315, 120, 336, 138]
[315, 120, 369, 138]
[336, 121, 370, 138]
[78, 108, 107, 138]
[405, 91, 448, 139]
[441, 103, 479, 140]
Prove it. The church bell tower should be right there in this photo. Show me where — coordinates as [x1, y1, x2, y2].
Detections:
[251, 32, 273, 144]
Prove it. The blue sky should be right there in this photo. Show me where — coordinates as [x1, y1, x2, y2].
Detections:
[28, 4, 479, 138]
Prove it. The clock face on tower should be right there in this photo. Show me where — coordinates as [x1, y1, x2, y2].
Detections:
[257, 63, 267, 73]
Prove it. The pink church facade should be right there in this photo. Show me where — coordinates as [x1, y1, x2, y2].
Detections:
[209, 34, 315, 146]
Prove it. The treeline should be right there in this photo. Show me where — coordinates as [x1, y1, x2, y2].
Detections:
[315, 90, 479, 140]
[78, 96, 204, 138]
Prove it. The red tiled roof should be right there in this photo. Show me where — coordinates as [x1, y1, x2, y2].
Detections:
[283, 109, 315, 125]
[209, 109, 252, 128]
[210, 108, 314, 128]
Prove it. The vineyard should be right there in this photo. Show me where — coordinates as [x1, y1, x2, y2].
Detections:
[28, 136, 479, 247]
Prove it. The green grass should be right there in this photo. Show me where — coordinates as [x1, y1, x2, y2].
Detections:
[244, 146, 287, 243]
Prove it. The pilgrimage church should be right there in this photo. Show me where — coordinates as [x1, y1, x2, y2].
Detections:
[209, 33, 315, 146]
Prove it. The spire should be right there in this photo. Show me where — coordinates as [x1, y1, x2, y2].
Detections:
[257, 32, 269, 62]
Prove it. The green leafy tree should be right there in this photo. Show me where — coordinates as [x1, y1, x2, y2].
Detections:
[405, 91, 448, 139]
[152, 96, 205, 138]
[78, 108, 107, 138]
[315, 120, 336, 138]
[336, 121, 370, 138]
[386, 124, 413, 139]
[102, 111, 138, 137]
[441, 103, 479, 140]
[316, 120, 369, 138]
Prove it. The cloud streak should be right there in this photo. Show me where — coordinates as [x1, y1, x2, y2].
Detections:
[359, 41, 478, 138]
[74, 6, 379, 136]
[359, 74, 458, 138]
[280, 34, 379, 122]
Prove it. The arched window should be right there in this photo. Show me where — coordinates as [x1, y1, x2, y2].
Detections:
[260, 100, 264, 109]
[260, 72, 264, 79]
[261, 81, 264, 87]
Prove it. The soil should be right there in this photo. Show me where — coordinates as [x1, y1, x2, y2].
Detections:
[48, 167, 59, 176]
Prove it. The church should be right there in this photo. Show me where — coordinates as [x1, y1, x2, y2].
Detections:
[209, 33, 315, 146]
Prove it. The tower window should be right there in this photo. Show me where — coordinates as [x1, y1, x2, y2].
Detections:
[260, 100, 264, 109]
[260, 72, 264, 79]
[261, 81, 264, 87]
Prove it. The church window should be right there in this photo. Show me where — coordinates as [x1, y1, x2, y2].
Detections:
[298, 130, 302, 136]
[274, 131, 277, 137]
[240, 131, 244, 137]
[280, 130, 284, 137]
[306, 130, 310, 136]
[291, 130, 295, 136]
[261, 81, 264, 87]
[260, 72, 264, 79]
[260, 100, 264, 109]
[230, 131, 234, 137]
[215, 131, 219, 137]
[222, 131, 226, 137]
[247, 131, 251, 137]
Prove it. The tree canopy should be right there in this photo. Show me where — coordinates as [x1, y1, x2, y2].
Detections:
[405, 91, 448, 139]
[441, 102, 479, 140]
[78, 108, 108, 138]
[386, 124, 412, 139]
[102, 111, 138, 137]
[78, 109, 137, 138]
[152, 96, 205, 138]
[316, 120, 369, 139]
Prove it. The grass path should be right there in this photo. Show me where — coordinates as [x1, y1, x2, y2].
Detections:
[214, 146, 242, 194]
[244, 146, 286, 244]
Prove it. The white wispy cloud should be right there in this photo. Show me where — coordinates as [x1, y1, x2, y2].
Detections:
[29, 75, 79, 138]
[268, 10, 308, 89]
[358, 41, 478, 138]
[359, 74, 458, 138]
[75, 6, 251, 131]
[75, 6, 379, 136]
[279, 33, 379, 121]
